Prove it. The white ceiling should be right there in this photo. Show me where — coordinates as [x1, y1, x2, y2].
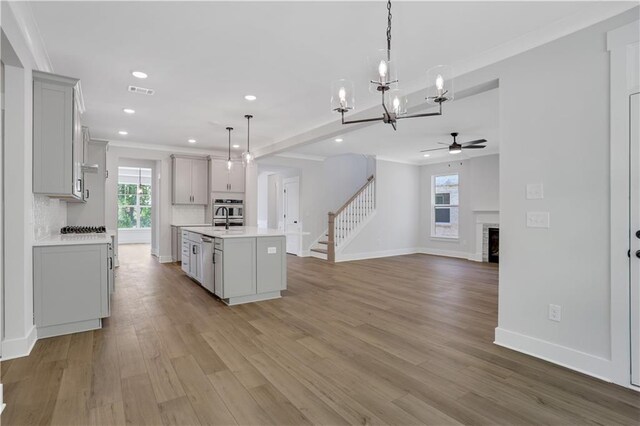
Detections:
[287, 87, 499, 164]
[29, 1, 626, 155]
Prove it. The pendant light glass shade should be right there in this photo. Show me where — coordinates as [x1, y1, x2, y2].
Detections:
[226, 127, 233, 171]
[242, 114, 254, 166]
[385, 89, 407, 116]
[368, 48, 398, 93]
[426, 65, 454, 104]
[331, 79, 355, 112]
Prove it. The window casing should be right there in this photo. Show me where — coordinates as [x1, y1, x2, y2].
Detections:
[431, 174, 459, 239]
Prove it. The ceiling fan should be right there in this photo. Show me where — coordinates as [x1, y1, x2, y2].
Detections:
[421, 132, 487, 155]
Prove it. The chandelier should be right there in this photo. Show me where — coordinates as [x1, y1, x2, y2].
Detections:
[331, 0, 454, 130]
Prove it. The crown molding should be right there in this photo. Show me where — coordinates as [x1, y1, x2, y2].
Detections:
[6, 2, 52, 72]
[108, 140, 229, 157]
[272, 152, 326, 162]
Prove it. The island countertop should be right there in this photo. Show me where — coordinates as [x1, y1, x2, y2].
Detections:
[181, 226, 286, 239]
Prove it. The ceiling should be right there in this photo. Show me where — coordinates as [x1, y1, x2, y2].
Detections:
[287, 87, 499, 164]
[29, 1, 626, 154]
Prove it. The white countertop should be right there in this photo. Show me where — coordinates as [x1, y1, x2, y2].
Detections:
[171, 223, 212, 227]
[181, 226, 285, 239]
[33, 231, 115, 247]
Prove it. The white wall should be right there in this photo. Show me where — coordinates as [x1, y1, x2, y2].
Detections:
[339, 160, 421, 260]
[257, 156, 325, 252]
[419, 154, 499, 258]
[1, 3, 55, 358]
[323, 154, 374, 212]
[449, 8, 640, 381]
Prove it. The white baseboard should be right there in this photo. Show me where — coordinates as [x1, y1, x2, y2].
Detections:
[0, 383, 4, 414]
[336, 247, 420, 262]
[468, 252, 483, 262]
[494, 327, 613, 383]
[298, 250, 311, 257]
[158, 255, 174, 263]
[2, 325, 37, 360]
[418, 247, 474, 260]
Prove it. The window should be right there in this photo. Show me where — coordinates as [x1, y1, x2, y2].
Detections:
[432, 174, 459, 239]
[118, 167, 152, 229]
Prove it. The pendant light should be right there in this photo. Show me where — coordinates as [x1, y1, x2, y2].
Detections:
[330, 0, 454, 130]
[242, 114, 254, 165]
[226, 127, 233, 171]
[137, 168, 143, 195]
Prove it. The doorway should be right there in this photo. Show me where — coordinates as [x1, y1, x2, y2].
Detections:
[117, 166, 152, 247]
[283, 177, 300, 255]
[630, 91, 639, 386]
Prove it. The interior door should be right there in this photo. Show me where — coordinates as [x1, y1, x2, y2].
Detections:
[630, 92, 639, 386]
[283, 179, 300, 255]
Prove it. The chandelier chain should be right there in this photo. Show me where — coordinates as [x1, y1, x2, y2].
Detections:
[386, 0, 392, 54]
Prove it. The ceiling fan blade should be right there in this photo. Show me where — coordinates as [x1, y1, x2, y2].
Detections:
[420, 147, 448, 152]
[437, 142, 450, 145]
[463, 145, 486, 149]
[461, 139, 487, 146]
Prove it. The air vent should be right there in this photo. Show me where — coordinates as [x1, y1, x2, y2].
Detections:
[128, 85, 155, 95]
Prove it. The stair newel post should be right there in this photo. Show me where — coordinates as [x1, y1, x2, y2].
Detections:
[328, 212, 336, 262]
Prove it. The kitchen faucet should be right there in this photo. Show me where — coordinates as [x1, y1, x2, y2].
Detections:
[215, 206, 230, 230]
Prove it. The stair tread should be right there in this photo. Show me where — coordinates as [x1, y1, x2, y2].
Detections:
[310, 248, 328, 254]
[318, 240, 329, 245]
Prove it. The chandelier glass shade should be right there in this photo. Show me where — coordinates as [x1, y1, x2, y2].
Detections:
[426, 65, 454, 104]
[330, 79, 355, 113]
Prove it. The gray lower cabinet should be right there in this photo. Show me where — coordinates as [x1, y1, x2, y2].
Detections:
[212, 235, 285, 304]
[33, 243, 112, 338]
[256, 237, 287, 293]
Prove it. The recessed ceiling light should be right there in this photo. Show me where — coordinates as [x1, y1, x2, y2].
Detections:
[334, 138, 343, 143]
[118, 130, 128, 135]
[123, 108, 135, 114]
[244, 95, 257, 101]
[232, 144, 240, 149]
[132, 71, 148, 79]
[188, 139, 196, 144]
[423, 153, 430, 157]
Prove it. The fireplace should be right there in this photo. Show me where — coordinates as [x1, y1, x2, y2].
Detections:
[488, 227, 499, 263]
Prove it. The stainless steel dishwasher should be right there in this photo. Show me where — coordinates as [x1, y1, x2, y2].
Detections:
[200, 236, 215, 293]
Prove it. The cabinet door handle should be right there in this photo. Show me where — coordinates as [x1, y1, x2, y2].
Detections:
[86, 189, 90, 199]
[108, 257, 113, 270]
[76, 178, 82, 192]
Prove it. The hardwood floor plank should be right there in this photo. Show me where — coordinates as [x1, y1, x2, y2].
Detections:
[171, 355, 238, 425]
[121, 373, 164, 426]
[208, 369, 274, 425]
[3, 245, 638, 426]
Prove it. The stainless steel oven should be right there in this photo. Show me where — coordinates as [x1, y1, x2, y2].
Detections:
[213, 198, 244, 227]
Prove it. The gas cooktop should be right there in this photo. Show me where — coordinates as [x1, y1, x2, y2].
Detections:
[60, 226, 107, 234]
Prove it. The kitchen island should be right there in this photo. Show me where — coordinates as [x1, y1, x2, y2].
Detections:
[181, 227, 287, 305]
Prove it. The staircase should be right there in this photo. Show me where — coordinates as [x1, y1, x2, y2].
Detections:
[310, 175, 376, 262]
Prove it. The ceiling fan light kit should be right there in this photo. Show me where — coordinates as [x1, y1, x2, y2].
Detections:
[421, 132, 487, 156]
[331, 0, 454, 130]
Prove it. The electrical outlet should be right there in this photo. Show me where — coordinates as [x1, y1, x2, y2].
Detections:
[267, 247, 277, 254]
[548, 304, 562, 322]
[527, 212, 550, 228]
[526, 183, 544, 199]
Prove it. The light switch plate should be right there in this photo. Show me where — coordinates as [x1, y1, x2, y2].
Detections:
[267, 247, 277, 254]
[549, 304, 562, 322]
[526, 183, 544, 199]
[527, 212, 550, 228]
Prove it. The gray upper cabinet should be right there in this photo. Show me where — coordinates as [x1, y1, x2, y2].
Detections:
[33, 71, 85, 202]
[210, 158, 245, 193]
[171, 155, 208, 205]
[67, 139, 108, 226]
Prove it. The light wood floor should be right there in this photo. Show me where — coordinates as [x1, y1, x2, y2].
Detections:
[2, 244, 639, 425]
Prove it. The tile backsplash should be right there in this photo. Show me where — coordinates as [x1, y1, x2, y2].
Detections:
[33, 195, 67, 241]
[172, 204, 206, 225]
